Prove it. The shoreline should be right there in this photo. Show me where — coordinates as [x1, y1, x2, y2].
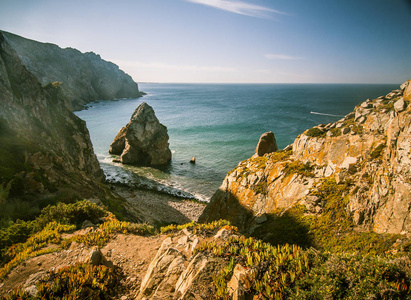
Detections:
[110, 183, 206, 226]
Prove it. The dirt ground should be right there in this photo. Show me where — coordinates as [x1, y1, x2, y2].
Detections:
[0, 186, 208, 298]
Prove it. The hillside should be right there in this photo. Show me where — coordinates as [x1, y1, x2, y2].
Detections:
[200, 80, 411, 251]
[0, 202, 410, 299]
[1, 31, 142, 111]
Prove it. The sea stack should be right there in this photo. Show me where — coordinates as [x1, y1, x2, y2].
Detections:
[109, 102, 172, 167]
[254, 131, 278, 157]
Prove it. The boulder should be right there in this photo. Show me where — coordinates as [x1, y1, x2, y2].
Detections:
[402, 80, 411, 101]
[227, 264, 249, 300]
[81, 246, 107, 266]
[254, 131, 278, 157]
[109, 102, 172, 167]
[394, 98, 406, 112]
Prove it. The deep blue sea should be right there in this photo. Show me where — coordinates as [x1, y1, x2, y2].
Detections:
[75, 83, 398, 201]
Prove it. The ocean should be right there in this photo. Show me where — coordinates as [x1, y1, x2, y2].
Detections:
[75, 83, 398, 201]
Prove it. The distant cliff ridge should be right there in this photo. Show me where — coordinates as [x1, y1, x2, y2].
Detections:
[1, 30, 142, 111]
[200, 80, 411, 245]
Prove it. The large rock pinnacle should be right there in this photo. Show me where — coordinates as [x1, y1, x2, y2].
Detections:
[109, 102, 172, 167]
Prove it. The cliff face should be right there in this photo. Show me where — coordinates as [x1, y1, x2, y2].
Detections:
[0, 31, 105, 204]
[1, 31, 142, 111]
[200, 81, 411, 237]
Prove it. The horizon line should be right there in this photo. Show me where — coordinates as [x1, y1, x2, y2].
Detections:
[137, 81, 401, 85]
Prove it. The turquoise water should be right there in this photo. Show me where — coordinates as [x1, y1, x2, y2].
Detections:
[75, 83, 398, 201]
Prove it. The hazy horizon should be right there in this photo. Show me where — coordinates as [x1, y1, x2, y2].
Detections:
[0, 0, 410, 84]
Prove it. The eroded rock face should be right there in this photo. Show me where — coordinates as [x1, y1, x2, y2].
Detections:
[109, 102, 172, 167]
[137, 231, 221, 300]
[200, 81, 411, 235]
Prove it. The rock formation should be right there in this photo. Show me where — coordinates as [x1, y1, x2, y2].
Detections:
[1, 30, 143, 111]
[254, 131, 278, 157]
[200, 80, 411, 238]
[109, 102, 172, 167]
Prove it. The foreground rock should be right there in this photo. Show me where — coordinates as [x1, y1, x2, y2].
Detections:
[200, 80, 411, 236]
[109, 102, 172, 167]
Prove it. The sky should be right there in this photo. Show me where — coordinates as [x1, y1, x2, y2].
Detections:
[0, 0, 410, 84]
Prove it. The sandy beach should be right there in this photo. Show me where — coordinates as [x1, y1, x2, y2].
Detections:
[111, 184, 207, 226]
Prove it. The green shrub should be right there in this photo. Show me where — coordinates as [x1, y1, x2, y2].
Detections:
[330, 127, 342, 136]
[0, 201, 107, 267]
[5, 263, 119, 299]
[283, 161, 314, 177]
[36, 201, 107, 229]
[292, 252, 410, 299]
[61, 218, 155, 248]
[194, 229, 410, 299]
[305, 127, 326, 137]
[160, 219, 231, 235]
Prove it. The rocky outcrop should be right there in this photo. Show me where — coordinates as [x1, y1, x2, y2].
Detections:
[0, 31, 107, 204]
[200, 80, 411, 236]
[109, 102, 172, 167]
[254, 131, 278, 157]
[137, 229, 226, 299]
[1, 30, 142, 111]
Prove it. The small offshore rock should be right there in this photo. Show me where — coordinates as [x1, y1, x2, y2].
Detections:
[254, 131, 278, 157]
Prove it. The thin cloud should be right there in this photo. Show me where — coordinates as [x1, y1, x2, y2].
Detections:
[186, 0, 286, 19]
[265, 54, 303, 60]
[114, 60, 236, 72]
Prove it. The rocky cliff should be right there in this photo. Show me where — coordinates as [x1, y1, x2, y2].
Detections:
[200, 80, 411, 245]
[1, 30, 142, 111]
[0, 31, 109, 211]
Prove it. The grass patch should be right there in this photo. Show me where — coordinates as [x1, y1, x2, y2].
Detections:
[305, 127, 326, 138]
[0, 201, 155, 278]
[5, 263, 120, 300]
[342, 118, 364, 135]
[283, 161, 314, 177]
[61, 218, 155, 249]
[330, 127, 342, 136]
[195, 233, 411, 299]
[160, 219, 231, 235]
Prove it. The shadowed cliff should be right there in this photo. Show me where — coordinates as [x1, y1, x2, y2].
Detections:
[0, 32, 133, 220]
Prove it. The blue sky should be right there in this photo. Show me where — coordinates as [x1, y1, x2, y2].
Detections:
[0, 0, 410, 83]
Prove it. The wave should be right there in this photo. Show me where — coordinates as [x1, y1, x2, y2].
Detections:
[310, 111, 345, 117]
